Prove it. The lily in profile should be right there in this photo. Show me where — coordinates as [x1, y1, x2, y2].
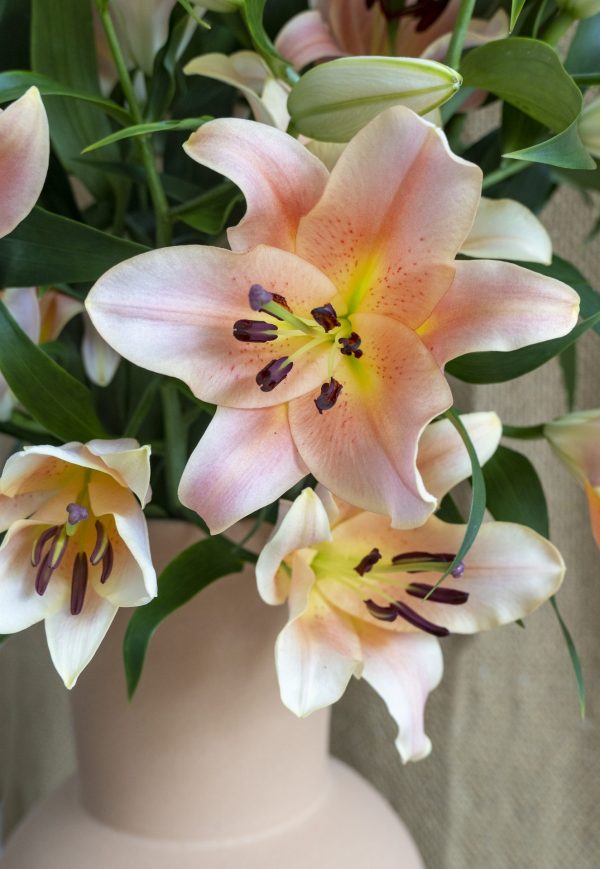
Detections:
[256, 412, 565, 761]
[0, 439, 156, 687]
[545, 411, 600, 548]
[87, 107, 578, 534]
[0, 87, 49, 239]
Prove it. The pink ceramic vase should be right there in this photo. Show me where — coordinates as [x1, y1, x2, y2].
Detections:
[2, 520, 424, 868]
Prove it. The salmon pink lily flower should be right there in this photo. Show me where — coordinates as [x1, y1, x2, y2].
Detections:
[0, 439, 156, 687]
[86, 107, 578, 534]
[256, 412, 565, 761]
[0, 87, 49, 239]
[545, 411, 600, 549]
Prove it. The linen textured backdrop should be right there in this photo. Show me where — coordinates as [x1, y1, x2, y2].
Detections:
[0, 193, 598, 869]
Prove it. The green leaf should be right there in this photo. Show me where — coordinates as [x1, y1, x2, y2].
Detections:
[435, 493, 464, 523]
[171, 182, 243, 234]
[446, 311, 600, 384]
[31, 0, 121, 196]
[558, 342, 577, 411]
[461, 38, 595, 169]
[427, 408, 486, 594]
[288, 57, 461, 142]
[0, 635, 9, 647]
[0, 207, 148, 286]
[82, 117, 212, 154]
[510, 0, 528, 31]
[483, 445, 549, 536]
[0, 70, 130, 125]
[550, 596, 586, 719]
[566, 13, 600, 75]
[0, 301, 106, 442]
[242, 0, 291, 81]
[123, 536, 244, 698]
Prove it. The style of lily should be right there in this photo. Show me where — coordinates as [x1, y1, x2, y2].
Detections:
[545, 410, 600, 549]
[275, 0, 508, 75]
[87, 107, 578, 535]
[256, 412, 566, 761]
[0, 87, 49, 239]
[0, 439, 156, 687]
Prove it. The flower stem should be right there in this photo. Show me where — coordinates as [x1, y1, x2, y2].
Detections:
[445, 0, 477, 70]
[541, 10, 575, 46]
[96, 0, 171, 247]
[502, 423, 547, 440]
[482, 160, 529, 190]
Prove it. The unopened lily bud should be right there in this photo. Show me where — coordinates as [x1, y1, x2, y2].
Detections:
[579, 98, 600, 160]
[555, 0, 600, 17]
[287, 56, 461, 142]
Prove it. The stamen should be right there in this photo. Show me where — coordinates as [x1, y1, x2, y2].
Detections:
[256, 357, 293, 392]
[90, 520, 109, 565]
[392, 550, 465, 578]
[394, 601, 450, 637]
[233, 319, 278, 343]
[365, 598, 398, 621]
[66, 502, 89, 527]
[311, 303, 340, 332]
[100, 540, 114, 584]
[35, 551, 54, 596]
[314, 378, 343, 414]
[70, 552, 88, 616]
[338, 332, 363, 359]
[354, 547, 382, 576]
[406, 583, 469, 605]
[31, 526, 59, 567]
[249, 284, 274, 311]
[48, 528, 69, 569]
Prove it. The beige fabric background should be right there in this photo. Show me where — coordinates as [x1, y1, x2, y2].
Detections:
[0, 188, 598, 867]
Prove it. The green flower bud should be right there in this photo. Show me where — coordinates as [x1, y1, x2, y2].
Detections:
[579, 98, 600, 160]
[555, 0, 600, 18]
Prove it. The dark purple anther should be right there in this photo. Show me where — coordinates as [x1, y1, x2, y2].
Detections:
[90, 520, 108, 566]
[366, 0, 450, 30]
[406, 582, 469, 605]
[256, 357, 293, 392]
[70, 552, 89, 616]
[338, 332, 363, 359]
[35, 551, 54, 596]
[249, 284, 274, 311]
[365, 599, 398, 622]
[354, 547, 382, 576]
[392, 550, 463, 576]
[311, 303, 340, 332]
[100, 540, 114, 584]
[233, 319, 278, 343]
[394, 601, 449, 637]
[314, 378, 343, 414]
[31, 525, 58, 567]
[66, 502, 89, 526]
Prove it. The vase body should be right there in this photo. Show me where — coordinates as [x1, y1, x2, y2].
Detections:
[2, 520, 424, 868]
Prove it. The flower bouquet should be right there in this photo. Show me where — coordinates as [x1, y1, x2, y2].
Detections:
[0, 0, 599, 862]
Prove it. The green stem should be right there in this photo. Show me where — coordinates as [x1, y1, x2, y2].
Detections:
[502, 423, 546, 440]
[445, 0, 477, 70]
[572, 73, 600, 87]
[96, 1, 171, 247]
[125, 378, 160, 438]
[482, 160, 529, 190]
[541, 10, 575, 46]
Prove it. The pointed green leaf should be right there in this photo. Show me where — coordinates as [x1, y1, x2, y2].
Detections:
[82, 117, 213, 154]
[123, 536, 244, 698]
[510, 0, 528, 30]
[550, 597, 586, 719]
[483, 445, 549, 536]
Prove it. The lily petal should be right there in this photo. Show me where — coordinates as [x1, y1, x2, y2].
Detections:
[179, 405, 308, 535]
[358, 622, 443, 762]
[295, 106, 481, 327]
[38, 291, 83, 343]
[289, 312, 452, 527]
[0, 88, 49, 239]
[275, 10, 346, 70]
[86, 439, 151, 506]
[276, 552, 362, 716]
[82, 313, 121, 387]
[256, 487, 332, 605]
[418, 259, 580, 367]
[45, 588, 118, 688]
[184, 118, 329, 252]
[86, 244, 338, 408]
[418, 411, 502, 501]
[2, 287, 40, 343]
[459, 197, 552, 264]
[585, 482, 600, 548]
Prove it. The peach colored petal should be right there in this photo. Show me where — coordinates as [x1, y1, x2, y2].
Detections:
[256, 487, 332, 605]
[276, 552, 362, 716]
[87, 244, 339, 409]
[275, 10, 346, 69]
[418, 259, 580, 367]
[420, 9, 509, 62]
[38, 291, 83, 343]
[295, 107, 481, 327]
[418, 411, 502, 501]
[0, 520, 66, 632]
[545, 411, 600, 486]
[325, 0, 386, 54]
[585, 483, 600, 549]
[459, 197, 552, 264]
[289, 312, 452, 528]
[0, 490, 50, 530]
[358, 623, 443, 762]
[184, 118, 329, 252]
[179, 405, 308, 535]
[83, 439, 151, 504]
[394, 0, 461, 57]
[0, 88, 49, 238]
